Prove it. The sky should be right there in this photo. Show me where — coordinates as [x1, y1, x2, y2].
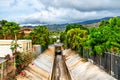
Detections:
[0, 0, 120, 25]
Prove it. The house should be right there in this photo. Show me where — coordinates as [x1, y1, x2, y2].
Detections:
[21, 28, 33, 37]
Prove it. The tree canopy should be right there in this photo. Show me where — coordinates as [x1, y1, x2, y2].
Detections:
[86, 17, 120, 55]
[67, 28, 88, 50]
[28, 25, 49, 49]
[60, 24, 88, 54]
[0, 20, 20, 39]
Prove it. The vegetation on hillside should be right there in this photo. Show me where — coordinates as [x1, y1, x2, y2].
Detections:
[86, 17, 120, 55]
[60, 17, 120, 55]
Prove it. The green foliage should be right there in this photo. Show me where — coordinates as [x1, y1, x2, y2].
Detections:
[0, 20, 20, 39]
[60, 17, 120, 55]
[100, 17, 120, 28]
[15, 52, 34, 74]
[49, 31, 59, 44]
[60, 24, 88, 54]
[94, 45, 103, 56]
[49, 38, 57, 44]
[60, 24, 88, 44]
[0, 20, 7, 26]
[67, 28, 88, 50]
[10, 40, 21, 52]
[65, 24, 88, 32]
[60, 31, 66, 43]
[49, 31, 59, 36]
[28, 25, 49, 49]
[87, 17, 120, 55]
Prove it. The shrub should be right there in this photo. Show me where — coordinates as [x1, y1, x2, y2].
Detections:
[15, 52, 34, 74]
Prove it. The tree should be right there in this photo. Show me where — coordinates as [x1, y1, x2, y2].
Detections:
[0, 20, 7, 26]
[0, 20, 20, 39]
[6, 22, 20, 39]
[28, 25, 49, 50]
[86, 17, 120, 55]
[0, 29, 3, 38]
[66, 28, 88, 54]
[65, 24, 88, 32]
[0, 20, 8, 39]
[60, 24, 88, 49]
[49, 31, 59, 44]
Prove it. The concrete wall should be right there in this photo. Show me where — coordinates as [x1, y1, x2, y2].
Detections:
[0, 40, 32, 57]
[33, 45, 42, 55]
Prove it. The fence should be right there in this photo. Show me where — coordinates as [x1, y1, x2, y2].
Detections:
[82, 49, 120, 80]
[0, 57, 15, 80]
[0, 58, 7, 80]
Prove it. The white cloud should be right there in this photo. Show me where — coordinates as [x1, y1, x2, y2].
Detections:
[0, 0, 120, 24]
[40, 0, 120, 11]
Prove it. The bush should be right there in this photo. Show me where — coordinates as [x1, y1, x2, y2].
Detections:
[15, 52, 34, 74]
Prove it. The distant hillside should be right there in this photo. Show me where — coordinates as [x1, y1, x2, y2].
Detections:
[77, 17, 111, 24]
[42, 17, 112, 30]
[46, 24, 67, 31]
[84, 22, 100, 28]
[22, 16, 117, 31]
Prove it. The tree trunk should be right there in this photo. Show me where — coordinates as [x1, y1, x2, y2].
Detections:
[15, 34, 17, 52]
[14, 33, 17, 76]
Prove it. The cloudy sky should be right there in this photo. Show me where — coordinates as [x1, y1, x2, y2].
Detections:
[0, 0, 120, 25]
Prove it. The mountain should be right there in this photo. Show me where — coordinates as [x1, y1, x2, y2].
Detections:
[46, 17, 112, 30]
[22, 16, 117, 31]
[46, 24, 67, 31]
[76, 17, 111, 24]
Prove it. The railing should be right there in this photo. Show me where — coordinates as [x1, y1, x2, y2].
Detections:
[82, 50, 120, 79]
